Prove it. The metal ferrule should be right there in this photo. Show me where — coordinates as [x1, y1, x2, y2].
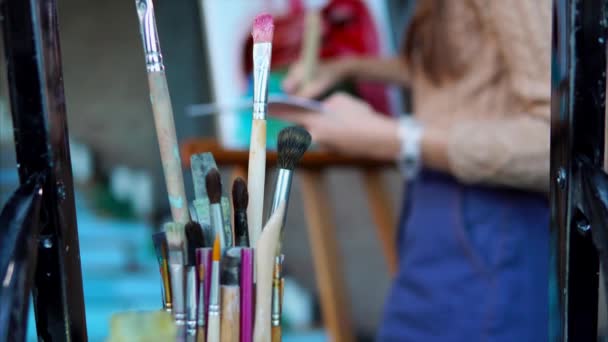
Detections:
[135, 0, 165, 72]
[186, 266, 198, 335]
[160, 261, 172, 312]
[211, 203, 226, 251]
[189, 202, 198, 222]
[252, 42, 272, 120]
[152, 235, 172, 312]
[159, 282, 168, 311]
[169, 262, 186, 323]
[209, 261, 220, 314]
[197, 279, 206, 327]
[271, 255, 283, 326]
[270, 168, 293, 229]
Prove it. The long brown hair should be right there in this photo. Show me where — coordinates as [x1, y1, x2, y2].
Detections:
[403, 0, 466, 85]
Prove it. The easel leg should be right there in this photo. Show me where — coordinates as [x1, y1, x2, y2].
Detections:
[299, 170, 354, 342]
[361, 168, 398, 276]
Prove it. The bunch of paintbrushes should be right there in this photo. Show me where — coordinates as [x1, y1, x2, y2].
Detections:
[135, 3, 311, 341]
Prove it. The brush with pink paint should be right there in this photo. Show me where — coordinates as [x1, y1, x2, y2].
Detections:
[247, 13, 275, 251]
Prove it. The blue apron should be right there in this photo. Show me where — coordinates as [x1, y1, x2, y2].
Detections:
[378, 171, 549, 341]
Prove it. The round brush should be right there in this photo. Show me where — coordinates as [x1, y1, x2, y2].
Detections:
[206, 235, 221, 342]
[232, 177, 250, 247]
[205, 169, 226, 253]
[185, 222, 206, 341]
[269, 126, 312, 251]
[135, 0, 189, 223]
[165, 222, 186, 339]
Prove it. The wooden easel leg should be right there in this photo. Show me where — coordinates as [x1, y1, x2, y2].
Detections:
[299, 170, 354, 342]
[362, 169, 398, 276]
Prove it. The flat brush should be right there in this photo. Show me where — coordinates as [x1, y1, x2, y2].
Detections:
[206, 235, 221, 342]
[253, 202, 286, 342]
[135, 0, 189, 223]
[165, 222, 187, 340]
[185, 222, 206, 342]
[247, 13, 275, 249]
[206, 169, 227, 253]
[232, 177, 250, 247]
[220, 248, 242, 342]
[269, 126, 312, 253]
[152, 231, 172, 312]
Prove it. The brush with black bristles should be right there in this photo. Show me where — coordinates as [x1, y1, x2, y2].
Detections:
[165, 222, 187, 340]
[206, 169, 227, 253]
[232, 177, 250, 247]
[268, 126, 312, 252]
[185, 221, 206, 342]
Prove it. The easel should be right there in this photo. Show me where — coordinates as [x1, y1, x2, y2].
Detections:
[1, 0, 87, 339]
[182, 138, 398, 342]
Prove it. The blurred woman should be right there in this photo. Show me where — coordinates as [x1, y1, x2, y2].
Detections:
[280, 0, 551, 340]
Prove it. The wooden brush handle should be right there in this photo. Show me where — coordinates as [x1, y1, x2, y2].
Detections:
[247, 119, 267, 247]
[220, 286, 240, 342]
[196, 327, 206, 342]
[206, 314, 220, 342]
[147, 72, 189, 223]
[253, 203, 285, 342]
[271, 326, 281, 342]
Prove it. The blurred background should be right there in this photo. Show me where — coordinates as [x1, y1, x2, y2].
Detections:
[0, 0, 414, 340]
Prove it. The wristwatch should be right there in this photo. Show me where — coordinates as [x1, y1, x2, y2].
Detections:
[397, 115, 424, 179]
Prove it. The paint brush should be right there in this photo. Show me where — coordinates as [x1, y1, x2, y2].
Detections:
[206, 169, 227, 252]
[220, 248, 242, 342]
[191, 153, 232, 246]
[247, 14, 275, 248]
[165, 222, 187, 340]
[206, 235, 221, 342]
[152, 231, 172, 312]
[135, 0, 189, 223]
[186, 222, 206, 342]
[240, 248, 254, 342]
[271, 255, 283, 342]
[253, 202, 286, 342]
[269, 126, 312, 253]
[196, 247, 212, 342]
[232, 178, 250, 247]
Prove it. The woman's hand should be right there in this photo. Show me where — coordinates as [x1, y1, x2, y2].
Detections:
[281, 59, 354, 98]
[278, 92, 400, 161]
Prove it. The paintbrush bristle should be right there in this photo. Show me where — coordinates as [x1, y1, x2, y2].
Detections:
[185, 221, 206, 264]
[252, 13, 274, 43]
[205, 168, 222, 204]
[164, 222, 185, 252]
[232, 177, 248, 212]
[212, 234, 221, 261]
[220, 247, 242, 286]
[277, 126, 312, 170]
